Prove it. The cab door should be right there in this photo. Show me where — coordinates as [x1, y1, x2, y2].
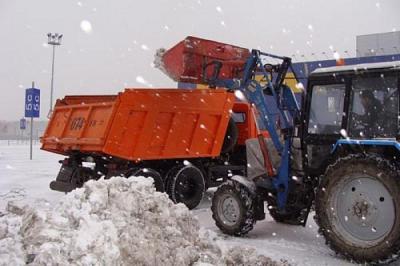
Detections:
[302, 77, 349, 176]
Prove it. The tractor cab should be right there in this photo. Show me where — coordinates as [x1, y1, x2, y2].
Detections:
[303, 61, 400, 176]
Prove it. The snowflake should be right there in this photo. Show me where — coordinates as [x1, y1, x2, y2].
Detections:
[80, 20, 93, 34]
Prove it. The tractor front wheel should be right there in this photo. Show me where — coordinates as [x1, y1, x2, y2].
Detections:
[315, 154, 400, 264]
[211, 180, 256, 236]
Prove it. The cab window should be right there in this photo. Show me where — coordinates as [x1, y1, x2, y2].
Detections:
[231, 112, 246, 123]
[308, 84, 346, 134]
[349, 76, 398, 138]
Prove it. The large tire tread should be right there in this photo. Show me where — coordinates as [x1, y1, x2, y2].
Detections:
[315, 153, 400, 264]
[211, 180, 256, 236]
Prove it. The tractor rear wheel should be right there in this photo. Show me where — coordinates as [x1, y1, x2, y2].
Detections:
[166, 165, 205, 210]
[315, 154, 400, 264]
[211, 180, 256, 236]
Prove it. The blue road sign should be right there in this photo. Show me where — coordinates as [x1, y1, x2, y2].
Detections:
[25, 88, 40, 118]
[20, 118, 26, 130]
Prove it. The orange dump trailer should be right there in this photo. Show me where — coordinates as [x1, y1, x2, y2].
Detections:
[42, 88, 235, 160]
[42, 88, 267, 209]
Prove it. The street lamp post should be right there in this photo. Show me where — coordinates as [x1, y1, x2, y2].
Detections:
[47, 32, 63, 117]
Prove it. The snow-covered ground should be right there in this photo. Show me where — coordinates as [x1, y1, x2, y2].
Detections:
[0, 141, 383, 265]
[194, 194, 354, 266]
[0, 141, 63, 211]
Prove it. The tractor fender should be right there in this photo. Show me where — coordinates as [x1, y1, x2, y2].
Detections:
[231, 175, 256, 194]
[331, 139, 400, 155]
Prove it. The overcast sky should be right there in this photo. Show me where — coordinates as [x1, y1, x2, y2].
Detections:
[0, 0, 399, 120]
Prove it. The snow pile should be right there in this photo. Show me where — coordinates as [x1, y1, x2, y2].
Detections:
[0, 176, 287, 265]
[0, 203, 25, 265]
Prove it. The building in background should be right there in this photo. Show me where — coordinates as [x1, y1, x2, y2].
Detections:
[356, 31, 400, 57]
[0, 120, 47, 140]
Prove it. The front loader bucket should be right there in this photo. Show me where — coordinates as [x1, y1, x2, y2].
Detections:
[156, 36, 250, 84]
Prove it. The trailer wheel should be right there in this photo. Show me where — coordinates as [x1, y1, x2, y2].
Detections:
[166, 165, 205, 210]
[315, 154, 400, 264]
[211, 180, 256, 236]
[221, 118, 238, 154]
[127, 168, 164, 192]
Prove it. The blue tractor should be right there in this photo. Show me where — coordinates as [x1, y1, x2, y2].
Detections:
[205, 53, 400, 264]
[159, 37, 400, 264]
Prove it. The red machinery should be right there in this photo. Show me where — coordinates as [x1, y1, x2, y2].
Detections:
[161, 36, 250, 84]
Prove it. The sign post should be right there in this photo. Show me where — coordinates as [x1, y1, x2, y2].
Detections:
[19, 118, 26, 130]
[19, 118, 26, 142]
[25, 82, 40, 160]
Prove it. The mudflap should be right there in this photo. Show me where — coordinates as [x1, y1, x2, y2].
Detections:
[49, 165, 78, 193]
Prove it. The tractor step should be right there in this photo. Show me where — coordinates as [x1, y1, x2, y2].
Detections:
[254, 176, 274, 190]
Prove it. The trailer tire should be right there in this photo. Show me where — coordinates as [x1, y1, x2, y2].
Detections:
[221, 118, 238, 154]
[315, 154, 400, 264]
[127, 168, 164, 192]
[166, 165, 205, 210]
[211, 180, 256, 236]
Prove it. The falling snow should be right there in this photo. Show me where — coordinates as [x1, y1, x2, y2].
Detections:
[234, 90, 246, 101]
[135, 76, 147, 85]
[141, 44, 150, 51]
[295, 82, 304, 91]
[80, 20, 93, 34]
[333, 51, 341, 60]
[340, 129, 348, 139]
